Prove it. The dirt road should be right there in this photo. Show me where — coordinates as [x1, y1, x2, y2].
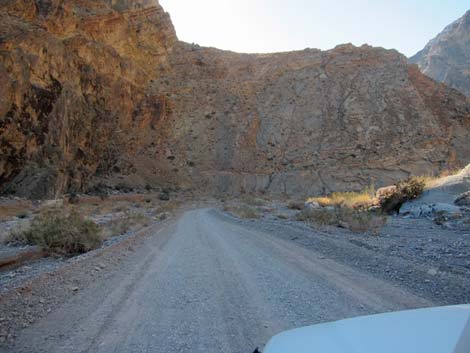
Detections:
[6, 208, 432, 353]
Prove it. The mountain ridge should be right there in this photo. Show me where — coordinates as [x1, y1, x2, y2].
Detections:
[410, 10, 470, 96]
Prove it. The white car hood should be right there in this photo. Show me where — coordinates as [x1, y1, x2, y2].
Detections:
[263, 305, 470, 353]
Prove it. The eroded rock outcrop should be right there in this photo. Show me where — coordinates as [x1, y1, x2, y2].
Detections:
[410, 10, 470, 96]
[1, 0, 469, 198]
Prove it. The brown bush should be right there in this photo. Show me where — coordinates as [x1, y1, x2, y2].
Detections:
[379, 177, 425, 214]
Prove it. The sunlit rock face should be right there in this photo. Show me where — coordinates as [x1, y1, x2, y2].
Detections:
[0, 0, 469, 198]
[410, 10, 470, 96]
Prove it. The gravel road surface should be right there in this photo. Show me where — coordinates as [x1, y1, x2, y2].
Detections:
[6, 208, 433, 353]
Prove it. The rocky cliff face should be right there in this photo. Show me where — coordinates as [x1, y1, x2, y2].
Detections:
[157, 44, 469, 196]
[410, 10, 470, 96]
[1, 0, 469, 198]
[0, 0, 176, 198]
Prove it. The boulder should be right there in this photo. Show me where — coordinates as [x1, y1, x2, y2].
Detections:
[301, 201, 321, 217]
[376, 185, 398, 200]
[432, 203, 462, 217]
[455, 191, 470, 207]
[401, 203, 462, 219]
[304, 201, 321, 210]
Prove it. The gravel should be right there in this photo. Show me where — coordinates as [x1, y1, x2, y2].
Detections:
[224, 210, 470, 305]
[1, 208, 443, 353]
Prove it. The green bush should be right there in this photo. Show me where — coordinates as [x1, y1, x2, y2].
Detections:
[7, 209, 101, 256]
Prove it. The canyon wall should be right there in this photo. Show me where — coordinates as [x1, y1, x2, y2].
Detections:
[1, 0, 469, 198]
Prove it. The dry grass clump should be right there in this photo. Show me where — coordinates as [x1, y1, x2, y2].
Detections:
[300, 185, 387, 233]
[414, 168, 462, 189]
[6, 208, 101, 256]
[306, 177, 425, 216]
[239, 195, 266, 207]
[307, 186, 376, 209]
[417, 175, 441, 189]
[297, 207, 386, 234]
[224, 205, 260, 219]
[104, 211, 151, 238]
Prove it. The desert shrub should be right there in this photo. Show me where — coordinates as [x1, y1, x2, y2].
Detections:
[399, 177, 425, 200]
[108, 217, 131, 236]
[296, 207, 386, 233]
[7, 209, 101, 256]
[224, 205, 260, 219]
[379, 177, 425, 214]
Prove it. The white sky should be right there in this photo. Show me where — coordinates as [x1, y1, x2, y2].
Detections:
[159, 0, 470, 57]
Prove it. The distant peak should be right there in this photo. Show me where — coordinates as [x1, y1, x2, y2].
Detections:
[409, 9, 470, 96]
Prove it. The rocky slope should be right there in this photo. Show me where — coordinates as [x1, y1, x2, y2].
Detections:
[410, 10, 470, 96]
[1, 0, 469, 198]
